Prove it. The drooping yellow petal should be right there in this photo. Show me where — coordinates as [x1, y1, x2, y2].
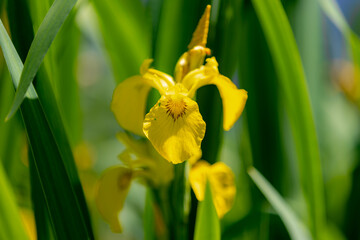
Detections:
[95, 167, 132, 233]
[183, 57, 248, 131]
[189, 161, 210, 201]
[208, 162, 236, 218]
[143, 85, 206, 164]
[189, 161, 236, 218]
[188, 5, 211, 49]
[111, 76, 152, 136]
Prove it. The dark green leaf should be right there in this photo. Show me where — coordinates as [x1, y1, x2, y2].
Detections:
[0, 19, 93, 239]
[251, 0, 326, 237]
[6, 0, 78, 120]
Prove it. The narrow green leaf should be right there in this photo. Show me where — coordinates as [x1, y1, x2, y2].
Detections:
[248, 167, 312, 240]
[29, 153, 55, 240]
[144, 190, 156, 240]
[0, 163, 29, 240]
[0, 21, 36, 100]
[194, 181, 220, 240]
[251, 0, 326, 238]
[6, 0, 77, 120]
[0, 18, 93, 239]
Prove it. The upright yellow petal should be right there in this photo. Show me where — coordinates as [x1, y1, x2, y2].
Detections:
[143, 86, 206, 164]
[95, 167, 132, 233]
[175, 5, 211, 82]
[188, 5, 211, 49]
[111, 76, 152, 136]
[189, 161, 236, 218]
[183, 57, 248, 131]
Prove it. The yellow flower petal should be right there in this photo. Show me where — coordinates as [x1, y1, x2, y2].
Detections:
[111, 59, 175, 136]
[183, 57, 248, 131]
[143, 86, 206, 164]
[208, 162, 236, 218]
[188, 5, 211, 49]
[111, 76, 151, 136]
[189, 161, 236, 218]
[175, 5, 211, 82]
[95, 167, 132, 233]
[189, 161, 210, 201]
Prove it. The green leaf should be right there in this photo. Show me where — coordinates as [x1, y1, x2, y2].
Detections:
[194, 181, 220, 240]
[0, 163, 29, 240]
[248, 167, 312, 240]
[0, 19, 93, 239]
[6, 0, 77, 120]
[144, 190, 156, 240]
[250, 0, 326, 238]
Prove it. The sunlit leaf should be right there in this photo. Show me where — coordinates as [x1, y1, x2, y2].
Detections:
[6, 0, 78, 120]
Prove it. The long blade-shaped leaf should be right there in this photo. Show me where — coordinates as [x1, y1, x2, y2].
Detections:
[6, 0, 77, 120]
[251, 0, 326, 237]
[0, 19, 93, 239]
[248, 167, 312, 240]
[194, 181, 220, 240]
[0, 163, 29, 240]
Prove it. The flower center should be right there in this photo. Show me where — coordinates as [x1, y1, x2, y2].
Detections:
[165, 97, 187, 121]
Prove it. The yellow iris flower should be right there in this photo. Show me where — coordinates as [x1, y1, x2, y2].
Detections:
[95, 132, 174, 232]
[111, 5, 247, 164]
[189, 160, 236, 218]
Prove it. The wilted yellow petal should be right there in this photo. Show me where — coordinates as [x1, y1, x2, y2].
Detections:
[143, 86, 206, 164]
[188, 5, 211, 49]
[189, 161, 236, 218]
[95, 167, 132, 233]
[208, 162, 236, 218]
[183, 57, 248, 131]
[111, 76, 152, 136]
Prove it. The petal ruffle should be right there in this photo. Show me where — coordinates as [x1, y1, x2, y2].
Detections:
[95, 166, 132, 233]
[189, 161, 236, 218]
[183, 57, 248, 131]
[143, 91, 206, 164]
[111, 76, 152, 136]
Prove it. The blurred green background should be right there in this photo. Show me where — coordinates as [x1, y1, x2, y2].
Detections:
[0, 0, 360, 239]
